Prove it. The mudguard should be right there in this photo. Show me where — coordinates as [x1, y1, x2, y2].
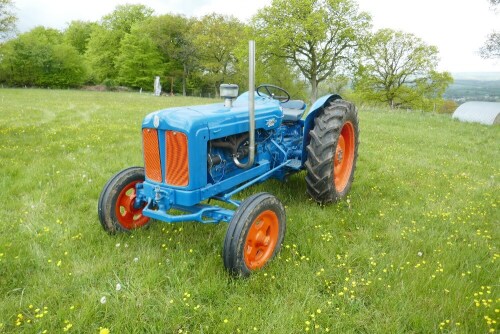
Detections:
[301, 94, 342, 164]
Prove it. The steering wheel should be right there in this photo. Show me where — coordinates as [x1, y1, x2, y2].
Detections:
[256, 84, 290, 103]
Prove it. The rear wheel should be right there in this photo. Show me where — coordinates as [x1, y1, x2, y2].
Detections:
[223, 193, 286, 277]
[305, 99, 359, 204]
[98, 167, 150, 234]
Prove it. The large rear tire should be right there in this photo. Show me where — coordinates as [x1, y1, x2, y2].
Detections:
[98, 167, 150, 234]
[223, 193, 286, 277]
[305, 100, 359, 204]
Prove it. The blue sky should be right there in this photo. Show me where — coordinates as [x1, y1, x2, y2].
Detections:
[12, 0, 500, 73]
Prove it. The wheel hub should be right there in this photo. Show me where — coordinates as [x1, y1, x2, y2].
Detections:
[244, 210, 279, 269]
[333, 122, 355, 193]
[337, 149, 344, 164]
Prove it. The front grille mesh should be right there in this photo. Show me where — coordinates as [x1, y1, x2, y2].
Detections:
[142, 129, 162, 182]
[166, 131, 189, 186]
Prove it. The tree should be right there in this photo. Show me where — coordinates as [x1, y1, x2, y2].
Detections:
[0, 0, 16, 39]
[354, 29, 452, 111]
[116, 28, 163, 90]
[480, 32, 500, 58]
[191, 14, 246, 97]
[245, 42, 308, 100]
[480, 0, 499, 59]
[253, 0, 371, 102]
[138, 14, 196, 95]
[84, 26, 121, 83]
[84, 4, 154, 84]
[102, 4, 154, 35]
[64, 20, 97, 54]
[0, 26, 85, 87]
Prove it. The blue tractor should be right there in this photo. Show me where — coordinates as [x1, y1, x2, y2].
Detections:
[98, 41, 359, 277]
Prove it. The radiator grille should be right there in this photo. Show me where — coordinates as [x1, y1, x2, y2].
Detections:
[142, 128, 162, 182]
[166, 131, 189, 186]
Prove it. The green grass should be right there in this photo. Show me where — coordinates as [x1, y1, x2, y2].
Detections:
[0, 88, 498, 333]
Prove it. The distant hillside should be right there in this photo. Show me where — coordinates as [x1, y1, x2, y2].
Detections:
[451, 72, 500, 81]
[445, 73, 500, 102]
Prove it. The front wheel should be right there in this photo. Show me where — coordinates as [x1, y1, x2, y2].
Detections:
[98, 167, 150, 234]
[305, 99, 359, 204]
[223, 193, 286, 277]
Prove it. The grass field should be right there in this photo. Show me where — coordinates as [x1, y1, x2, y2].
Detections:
[0, 88, 498, 333]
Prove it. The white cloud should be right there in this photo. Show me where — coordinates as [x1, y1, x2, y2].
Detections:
[356, 0, 500, 72]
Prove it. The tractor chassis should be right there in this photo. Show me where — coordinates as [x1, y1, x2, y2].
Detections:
[138, 158, 298, 224]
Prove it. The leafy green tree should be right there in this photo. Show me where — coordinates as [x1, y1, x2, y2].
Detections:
[191, 13, 246, 97]
[116, 28, 163, 90]
[0, 26, 85, 87]
[253, 0, 371, 102]
[0, 0, 16, 39]
[102, 4, 154, 35]
[38, 43, 86, 87]
[138, 14, 196, 95]
[84, 26, 121, 83]
[317, 74, 350, 97]
[354, 29, 452, 110]
[251, 48, 308, 100]
[84, 4, 154, 84]
[64, 20, 97, 54]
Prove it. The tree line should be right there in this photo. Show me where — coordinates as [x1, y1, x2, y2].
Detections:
[0, 0, 464, 111]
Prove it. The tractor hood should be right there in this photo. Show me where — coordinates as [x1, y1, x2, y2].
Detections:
[142, 92, 283, 139]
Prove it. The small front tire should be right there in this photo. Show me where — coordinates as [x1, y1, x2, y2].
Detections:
[98, 167, 150, 234]
[223, 193, 286, 277]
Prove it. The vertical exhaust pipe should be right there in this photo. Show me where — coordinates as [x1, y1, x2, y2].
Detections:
[233, 40, 256, 169]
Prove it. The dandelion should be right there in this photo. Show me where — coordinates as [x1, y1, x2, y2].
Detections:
[63, 322, 73, 332]
[99, 327, 110, 334]
[223, 319, 229, 324]
[115, 283, 122, 291]
[100, 296, 107, 304]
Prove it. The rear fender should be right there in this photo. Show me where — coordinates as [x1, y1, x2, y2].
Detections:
[301, 94, 342, 164]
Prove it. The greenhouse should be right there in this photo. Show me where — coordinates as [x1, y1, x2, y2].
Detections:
[452, 101, 500, 125]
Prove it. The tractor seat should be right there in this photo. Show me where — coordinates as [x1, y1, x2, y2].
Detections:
[281, 100, 306, 122]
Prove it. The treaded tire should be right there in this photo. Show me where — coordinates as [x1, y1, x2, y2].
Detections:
[98, 167, 150, 234]
[223, 192, 286, 277]
[305, 99, 359, 204]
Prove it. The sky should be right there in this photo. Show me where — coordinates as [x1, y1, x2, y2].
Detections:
[12, 0, 500, 73]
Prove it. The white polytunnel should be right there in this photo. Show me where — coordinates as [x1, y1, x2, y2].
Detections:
[452, 101, 500, 125]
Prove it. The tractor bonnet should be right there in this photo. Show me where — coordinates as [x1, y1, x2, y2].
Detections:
[141, 93, 283, 139]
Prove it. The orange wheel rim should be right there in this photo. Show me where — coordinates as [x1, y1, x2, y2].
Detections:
[333, 121, 355, 193]
[114, 180, 149, 230]
[244, 210, 280, 270]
